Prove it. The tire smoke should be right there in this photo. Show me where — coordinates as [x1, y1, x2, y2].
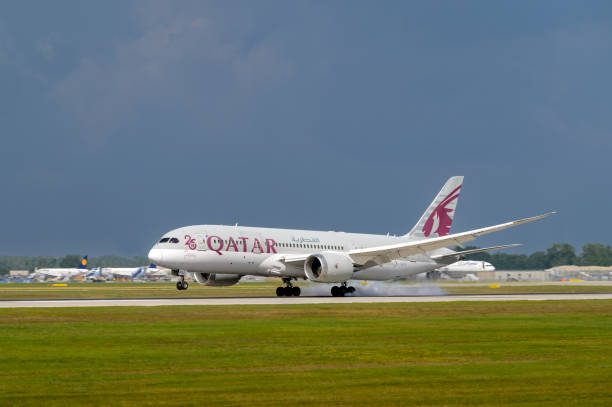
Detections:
[299, 281, 447, 297]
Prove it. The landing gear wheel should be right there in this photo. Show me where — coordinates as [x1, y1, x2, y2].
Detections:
[292, 286, 301, 297]
[347, 286, 355, 294]
[283, 286, 293, 296]
[331, 286, 343, 297]
[176, 281, 183, 290]
[181, 281, 189, 290]
[276, 287, 284, 297]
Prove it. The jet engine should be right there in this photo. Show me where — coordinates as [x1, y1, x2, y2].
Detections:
[194, 273, 242, 286]
[304, 252, 354, 283]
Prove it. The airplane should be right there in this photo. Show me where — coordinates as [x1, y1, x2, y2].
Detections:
[34, 255, 89, 282]
[427, 260, 496, 280]
[147, 176, 555, 297]
[439, 260, 496, 273]
[84, 264, 161, 281]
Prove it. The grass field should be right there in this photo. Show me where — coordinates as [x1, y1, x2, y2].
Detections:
[0, 300, 611, 406]
[1, 281, 611, 300]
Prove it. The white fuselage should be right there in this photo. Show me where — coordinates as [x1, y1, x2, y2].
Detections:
[148, 225, 450, 281]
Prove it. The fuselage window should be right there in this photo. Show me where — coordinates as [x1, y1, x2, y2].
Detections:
[169, 237, 179, 243]
[159, 238, 170, 243]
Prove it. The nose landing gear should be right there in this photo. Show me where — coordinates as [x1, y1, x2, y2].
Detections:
[276, 278, 301, 297]
[176, 274, 188, 290]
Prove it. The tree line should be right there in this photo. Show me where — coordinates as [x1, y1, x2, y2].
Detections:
[460, 243, 612, 270]
[0, 255, 148, 275]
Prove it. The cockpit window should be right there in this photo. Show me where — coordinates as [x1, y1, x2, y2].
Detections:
[169, 237, 180, 243]
[159, 238, 170, 243]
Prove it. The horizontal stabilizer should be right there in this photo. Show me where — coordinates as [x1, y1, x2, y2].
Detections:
[431, 243, 521, 262]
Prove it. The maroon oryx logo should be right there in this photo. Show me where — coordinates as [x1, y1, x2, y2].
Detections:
[422, 185, 461, 237]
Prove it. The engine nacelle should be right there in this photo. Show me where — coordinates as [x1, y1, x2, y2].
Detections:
[304, 252, 354, 283]
[194, 273, 242, 286]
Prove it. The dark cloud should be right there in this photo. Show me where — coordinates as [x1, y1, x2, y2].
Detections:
[0, 1, 611, 256]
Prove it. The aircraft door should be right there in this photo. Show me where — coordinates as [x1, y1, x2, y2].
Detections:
[195, 234, 208, 251]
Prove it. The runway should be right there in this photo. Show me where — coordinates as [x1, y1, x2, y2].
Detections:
[1, 293, 612, 308]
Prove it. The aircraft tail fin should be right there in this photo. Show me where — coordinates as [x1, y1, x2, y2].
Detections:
[132, 267, 146, 280]
[406, 176, 463, 238]
[78, 255, 88, 269]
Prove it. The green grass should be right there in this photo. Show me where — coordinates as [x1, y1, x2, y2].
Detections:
[1, 282, 611, 300]
[0, 282, 277, 300]
[443, 284, 612, 295]
[0, 301, 611, 406]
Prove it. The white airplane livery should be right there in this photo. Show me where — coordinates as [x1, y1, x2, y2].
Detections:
[34, 255, 89, 282]
[439, 260, 496, 273]
[148, 177, 554, 296]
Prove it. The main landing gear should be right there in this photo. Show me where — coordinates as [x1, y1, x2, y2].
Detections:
[276, 278, 301, 297]
[331, 283, 355, 297]
[176, 274, 188, 290]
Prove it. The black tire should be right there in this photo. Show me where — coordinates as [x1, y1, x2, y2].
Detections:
[292, 286, 301, 297]
[176, 281, 183, 290]
[331, 286, 340, 297]
[283, 286, 293, 296]
[348, 286, 355, 293]
[276, 287, 284, 297]
[182, 281, 189, 290]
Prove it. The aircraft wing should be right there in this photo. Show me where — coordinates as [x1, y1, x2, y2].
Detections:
[348, 212, 555, 266]
[430, 243, 522, 262]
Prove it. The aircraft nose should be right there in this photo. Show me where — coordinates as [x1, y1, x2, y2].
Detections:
[148, 248, 164, 264]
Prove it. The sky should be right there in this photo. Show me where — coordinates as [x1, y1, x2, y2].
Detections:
[1, 1, 611, 257]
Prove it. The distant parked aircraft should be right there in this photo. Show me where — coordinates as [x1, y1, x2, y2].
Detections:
[435, 260, 495, 280]
[34, 256, 88, 282]
[85, 264, 163, 281]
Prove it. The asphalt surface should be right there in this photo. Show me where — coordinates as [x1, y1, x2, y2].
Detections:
[1, 293, 612, 308]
